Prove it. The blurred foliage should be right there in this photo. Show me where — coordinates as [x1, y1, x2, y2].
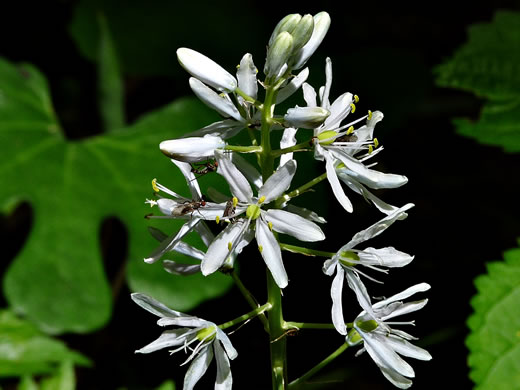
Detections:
[0, 55, 233, 334]
[466, 241, 520, 389]
[436, 11, 520, 152]
[0, 310, 89, 378]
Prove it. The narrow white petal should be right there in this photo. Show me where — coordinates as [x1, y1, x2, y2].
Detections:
[373, 283, 431, 310]
[160, 135, 226, 163]
[323, 92, 353, 129]
[256, 219, 288, 288]
[346, 272, 377, 321]
[320, 57, 333, 108]
[362, 332, 415, 378]
[231, 153, 263, 190]
[325, 152, 353, 212]
[216, 328, 238, 360]
[266, 209, 325, 242]
[163, 260, 201, 275]
[322, 258, 337, 276]
[135, 329, 191, 354]
[276, 68, 310, 104]
[184, 346, 214, 390]
[279, 127, 297, 167]
[157, 317, 208, 328]
[214, 341, 233, 390]
[357, 247, 414, 268]
[258, 159, 297, 203]
[183, 119, 244, 139]
[201, 220, 248, 275]
[215, 150, 253, 202]
[189, 77, 243, 121]
[379, 366, 413, 389]
[292, 12, 331, 69]
[285, 204, 326, 224]
[131, 293, 190, 318]
[177, 48, 237, 92]
[382, 299, 429, 321]
[302, 82, 317, 107]
[237, 53, 258, 100]
[384, 335, 432, 361]
[171, 159, 202, 200]
[331, 266, 347, 335]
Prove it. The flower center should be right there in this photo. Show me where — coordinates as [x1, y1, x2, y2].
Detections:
[339, 251, 359, 267]
[246, 204, 262, 220]
[356, 319, 378, 332]
[196, 326, 217, 342]
[317, 130, 337, 145]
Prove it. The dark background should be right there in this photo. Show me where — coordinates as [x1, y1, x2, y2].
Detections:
[1, 0, 520, 389]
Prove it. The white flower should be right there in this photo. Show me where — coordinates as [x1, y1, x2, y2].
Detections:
[132, 293, 237, 390]
[201, 150, 325, 288]
[323, 204, 414, 335]
[144, 159, 228, 264]
[160, 135, 226, 163]
[302, 57, 407, 214]
[347, 283, 432, 389]
[291, 12, 331, 70]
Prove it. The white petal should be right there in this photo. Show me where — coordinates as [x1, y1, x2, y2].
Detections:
[157, 317, 209, 328]
[284, 106, 330, 129]
[348, 203, 415, 248]
[171, 241, 205, 260]
[256, 219, 288, 288]
[131, 293, 190, 318]
[384, 335, 432, 361]
[381, 299, 429, 321]
[194, 221, 215, 247]
[189, 78, 243, 121]
[320, 57, 333, 108]
[177, 48, 237, 92]
[163, 260, 201, 275]
[136, 328, 191, 354]
[160, 135, 226, 163]
[357, 247, 414, 268]
[279, 127, 297, 167]
[322, 258, 337, 276]
[266, 209, 325, 242]
[373, 283, 431, 310]
[292, 12, 331, 69]
[183, 119, 244, 139]
[237, 53, 258, 100]
[323, 92, 353, 129]
[284, 204, 326, 224]
[215, 150, 253, 202]
[216, 328, 238, 360]
[171, 159, 202, 200]
[331, 266, 346, 335]
[325, 152, 353, 212]
[258, 159, 297, 203]
[201, 220, 248, 275]
[302, 82, 317, 107]
[362, 332, 415, 378]
[379, 366, 413, 389]
[346, 272, 377, 321]
[230, 153, 263, 190]
[144, 218, 200, 263]
[276, 68, 309, 104]
[214, 341, 233, 390]
[184, 346, 214, 390]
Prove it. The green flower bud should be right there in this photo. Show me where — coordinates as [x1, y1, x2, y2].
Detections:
[290, 14, 314, 53]
[284, 107, 330, 129]
[268, 14, 301, 47]
[264, 32, 294, 79]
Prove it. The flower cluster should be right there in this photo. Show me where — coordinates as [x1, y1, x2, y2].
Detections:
[132, 11, 430, 389]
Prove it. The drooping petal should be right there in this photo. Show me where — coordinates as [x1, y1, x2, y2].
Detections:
[383, 334, 432, 361]
[163, 260, 201, 275]
[160, 135, 226, 163]
[357, 247, 414, 268]
[237, 53, 258, 100]
[183, 345, 214, 390]
[331, 265, 347, 335]
[189, 78, 243, 121]
[323, 92, 353, 129]
[231, 153, 263, 190]
[177, 48, 237, 92]
[292, 12, 331, 70]
[145, 218, 200, 263]
[279, 127, 297, 167]
[276, 67, 309, 104]
[324, 152, 353, 212]
[284, 204, 327, 224]
[322, 258, 337, 276]
[266, 209, 325, 242]
[183, 119, 245, 139]
[216, 328, 238, 360]
[379, 365, 413, 389]
[171, 159, 202, 200]
[362, 332, 415, 379]
[135, 328, 191, 353]
[131, 293, 190, 318]
[256, 219, 288, 288]
[215, 150, 253, 202]
[258, 159, 297, 203]
[380, 299, 429, 321]
[214, 340, 233, 390]
[302, 82, 317, 107]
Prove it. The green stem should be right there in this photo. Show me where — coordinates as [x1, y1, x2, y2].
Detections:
[224, 145, 263, 153]
[219, 303, 272, 330]
[285, 321, 353, 330]
[231, 271, 269, 331]
[271, 139, 313, 158]
[279, 243, 335, 258]
[288, 343, 350, 389]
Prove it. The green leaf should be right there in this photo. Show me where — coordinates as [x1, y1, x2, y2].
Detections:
[466, 241, 520, 389]
[19, 376, 39, 390]
[155, 380, 175, 390]
[0, 310, 90, 377]
[435, 11, 520, 152]
[39, 361, 75, 390]
[0, 57, 233, 334]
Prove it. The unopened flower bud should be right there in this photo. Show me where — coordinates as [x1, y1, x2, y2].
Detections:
[284, 106, 330, 129]
[177, 48, 237, 92]
[264, 32, 293, 79]
[268, 14, 301, 47]
[160, 135, 226, 162]
[292, 12, 331, 70]
[290, 14, 314, 53]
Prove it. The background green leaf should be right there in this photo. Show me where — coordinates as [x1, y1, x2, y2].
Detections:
[466, 241, 520, 389]
[0, 310, 90, 377]
[435, 11, 520, 152]
[0, 57, 232, 334]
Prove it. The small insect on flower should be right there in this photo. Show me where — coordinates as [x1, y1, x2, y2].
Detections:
[190, 160, 218, 180]
[173, 198, 207, 218]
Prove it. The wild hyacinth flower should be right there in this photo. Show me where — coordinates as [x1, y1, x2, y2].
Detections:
[201, 150, 325, 288]
[292, 57, 408, 214]
[347, 283, 432, 389]
[132, 293, 237, 390]
[323, 203, 414, 335]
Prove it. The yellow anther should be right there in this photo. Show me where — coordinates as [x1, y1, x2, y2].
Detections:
[354, 94, 359, 103]
[368, 145, 373, 154]
[236, 64, 241, 69]
[151, 178, 159, 192]
[216, 216, 220, 224]
[268, 221, 273, 231]
[258, 245, 263, 253]
[232, 197, 238, 207]
[346, 126, 354, 135]
[350, 103, 356, 113]
[367, 110, 373, 120]
[258, 195, 266, 204]
[228, 242, 233, 251]
[374, 138, 379, 148]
